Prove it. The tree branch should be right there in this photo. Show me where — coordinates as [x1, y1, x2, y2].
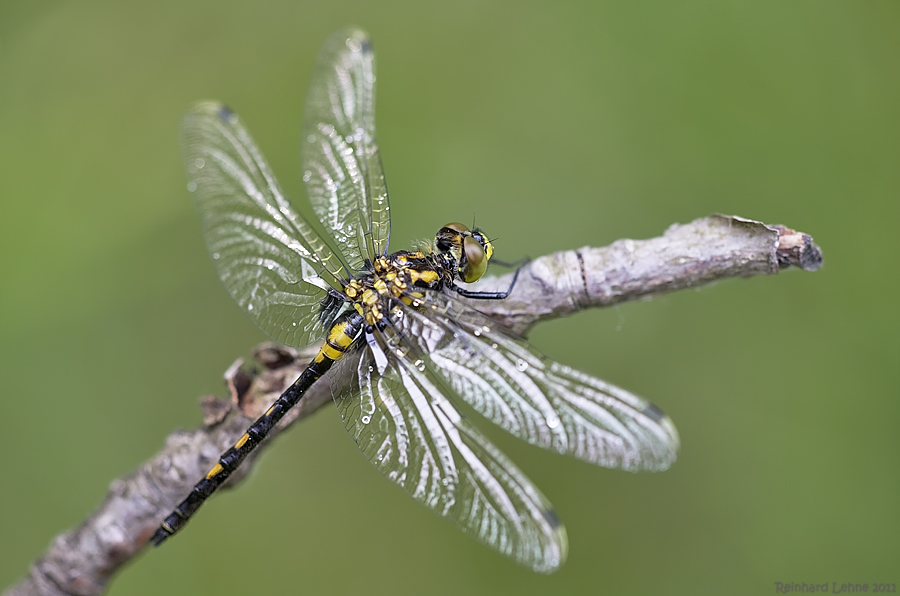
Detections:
[3, 214, 823, 596]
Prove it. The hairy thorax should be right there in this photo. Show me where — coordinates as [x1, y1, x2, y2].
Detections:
[343, 251, 450, 327]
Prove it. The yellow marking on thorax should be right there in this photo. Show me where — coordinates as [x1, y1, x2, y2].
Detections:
[373, 257, 390, 274]
[344, 279, 364, 300]
[365, 304, 382, 325]
[410, 269, 440, 285]
[390, 275, 408, 297]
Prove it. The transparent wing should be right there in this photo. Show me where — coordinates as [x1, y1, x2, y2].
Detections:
[333, 337, 567, 573]
[302, 27, 390, 271]
[184, 102, 350, 348]
[402, 292, 680, 472]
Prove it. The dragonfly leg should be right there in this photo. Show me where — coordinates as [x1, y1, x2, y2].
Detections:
[453, 263, 524, 300]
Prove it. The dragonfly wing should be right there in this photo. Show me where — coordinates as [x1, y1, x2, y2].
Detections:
[184, 102, 350, 348]
[333, 337, 567, 573]
[302, 27, 390, 270]
[405, 293, 680, 472]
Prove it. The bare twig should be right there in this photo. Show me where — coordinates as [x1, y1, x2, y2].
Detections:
[468, 214, 822, 335]
[3, 214, 822, 596]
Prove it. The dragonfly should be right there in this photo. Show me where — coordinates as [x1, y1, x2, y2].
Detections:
[151, 27, 679, 573]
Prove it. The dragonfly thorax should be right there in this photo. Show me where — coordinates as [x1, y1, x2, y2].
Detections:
[343, 251, 441, 327]
[341, 223, 494, 327]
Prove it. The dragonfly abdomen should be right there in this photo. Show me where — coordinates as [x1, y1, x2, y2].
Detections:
[152, 309, 365, 545]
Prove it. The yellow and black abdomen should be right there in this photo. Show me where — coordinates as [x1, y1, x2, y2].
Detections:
[152, 308, 364, 544]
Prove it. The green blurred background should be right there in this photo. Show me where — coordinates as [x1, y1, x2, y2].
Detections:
[1, 1, 897, 594]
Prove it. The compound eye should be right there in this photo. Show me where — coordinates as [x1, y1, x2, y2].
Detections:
[461, 236, 487, 283]
[442, 222, 470, 234]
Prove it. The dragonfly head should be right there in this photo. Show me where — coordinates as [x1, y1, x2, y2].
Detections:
[434, 222, 494, 284]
